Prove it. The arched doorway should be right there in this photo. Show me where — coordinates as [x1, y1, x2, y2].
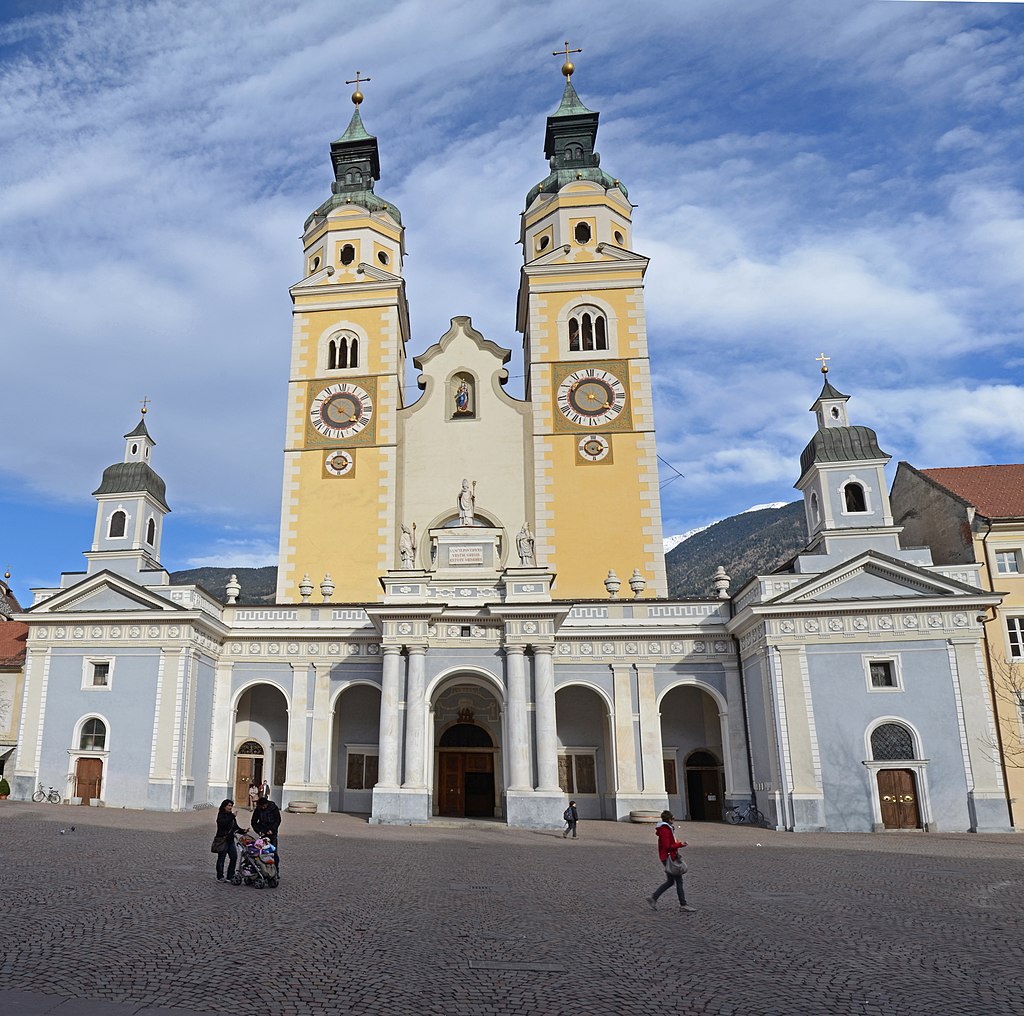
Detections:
[684, 750, 725, 822]
[233, 683, 288, 804]
[660, 684, 727, 821]
[871, 722, 922, 830]
[433, 681, 502, 818]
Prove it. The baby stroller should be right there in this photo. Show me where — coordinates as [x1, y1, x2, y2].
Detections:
[232, 832, 280, 889]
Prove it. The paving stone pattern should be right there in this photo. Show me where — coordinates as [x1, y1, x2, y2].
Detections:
[0, 804, 1021, 1015]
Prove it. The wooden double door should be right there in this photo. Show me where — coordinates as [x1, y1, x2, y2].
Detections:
[877, 769, 922, 830]
[75, 758, 102, 804]
[438, 751, 495, 818]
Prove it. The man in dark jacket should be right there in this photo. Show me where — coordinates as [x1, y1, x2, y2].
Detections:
[252, 798, 282, 866]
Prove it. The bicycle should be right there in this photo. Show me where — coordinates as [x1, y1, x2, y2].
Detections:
[724, 801, 764, 825]
[32, 783, 63, 804]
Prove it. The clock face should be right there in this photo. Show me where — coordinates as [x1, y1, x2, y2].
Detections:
[577, 434, 610, 462]
[310, 382, 373, 439]
[324, 450, 354, 476]
[556, 368, 626, 427]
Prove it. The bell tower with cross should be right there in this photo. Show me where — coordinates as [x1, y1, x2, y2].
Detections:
[276, 72, 411, 602]
[515, 46, 667, 598]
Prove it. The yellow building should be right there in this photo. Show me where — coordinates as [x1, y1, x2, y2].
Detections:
[891, 462, 1024, 825]
[277, 66, 665, 603]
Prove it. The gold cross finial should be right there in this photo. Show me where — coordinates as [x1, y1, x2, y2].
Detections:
[345, 70, 371, 106]
[140, 396, 151, 415]
[553, 40, 582, 80]
[816, 352, 830, 376]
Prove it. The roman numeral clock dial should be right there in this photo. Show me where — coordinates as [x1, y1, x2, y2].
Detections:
[309, 382, 374, 439]
[555, 368, 626, 427]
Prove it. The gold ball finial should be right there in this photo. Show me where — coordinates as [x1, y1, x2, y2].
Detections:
[140, 396, 151, 415]
[346, 70, 370, 107]
[816, 352, 831, 376]
[562, 59, 574, 79]
[3, 569, 9, 581]
[553, 41, 582, 81]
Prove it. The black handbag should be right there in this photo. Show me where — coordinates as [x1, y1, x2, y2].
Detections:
[211, 834, 229, 853]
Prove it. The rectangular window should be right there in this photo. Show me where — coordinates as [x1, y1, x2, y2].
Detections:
[664, 758, 678, 796]
[557, 753, 597, 795]
[1008, 617, 1024, 659]
[996, 550, 1022, 575]
[92, 662, 109, 687]
[870, 661, 895, 688]
[346, 752, 378, 790]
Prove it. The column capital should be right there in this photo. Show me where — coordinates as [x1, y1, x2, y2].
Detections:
[532, 643, 555, 656]
[382, 644, 403, 657]
[407, 643, 428, 656]
[504, 644, 527, 657]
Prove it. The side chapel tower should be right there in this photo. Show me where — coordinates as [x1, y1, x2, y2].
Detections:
[276, 76, 410, 602]
[517, 51, 667, 597]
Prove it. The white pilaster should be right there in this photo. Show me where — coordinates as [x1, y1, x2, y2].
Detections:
[284, 663, 309, 792]
[533, 646, 559, 792]
[403, 646, 427, 788]
[308, 663, 333, 793]
[636, 664, 665, 794]
[505, 646, 532, 791]
[377, 646, 403, 788]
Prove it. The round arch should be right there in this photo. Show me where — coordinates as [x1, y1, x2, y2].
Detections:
[864, 716, 924, 761]
[656, 678, 729, 717]
[230, 678, 290, 714]
[426, 666, 507, 706]
[555, 678, 614, 716]
[329, 678, 381, 713]
[69, 712, 112, 806]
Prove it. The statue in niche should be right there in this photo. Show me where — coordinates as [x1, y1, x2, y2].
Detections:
[516, 524, 536, 566]
[453, 376, 473, 417]
[458, 479, 476, 527]
[399, 522, 417, 569]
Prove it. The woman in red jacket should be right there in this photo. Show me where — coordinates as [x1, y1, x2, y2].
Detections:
[646, 810, 696, 912]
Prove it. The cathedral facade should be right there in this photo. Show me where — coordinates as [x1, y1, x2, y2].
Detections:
[8, 69, 1012, 834]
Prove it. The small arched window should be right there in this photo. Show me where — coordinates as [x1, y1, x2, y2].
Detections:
[108, 511, 127, 539]
[146, 518, 156, 545]
[844, 482, 867, 513]
[345, 169, 362, 186]
[870, 723, 915, 761]
[327, 332, 359, 371]
[574, 221, 592, 245]
[349, 337, 359, 368]
[339, 244, 355, 266]
[80, 718, 107, 751]
[567, 307, 608, 353]
[810, 492, 820, 526]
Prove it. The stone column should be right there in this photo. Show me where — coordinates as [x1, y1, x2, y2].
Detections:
[611, 663, 639, 794]
[505, 645, 531, 791]
[376, 646, 403, 788]
[307, 663, 333, 800]
[403, 645, 428, 788]
[533, 645, 559, 792]
[636, 664, 666, 794]
[284, 662, 310, 795]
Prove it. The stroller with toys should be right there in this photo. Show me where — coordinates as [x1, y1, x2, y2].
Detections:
[232, 831, 280, 889]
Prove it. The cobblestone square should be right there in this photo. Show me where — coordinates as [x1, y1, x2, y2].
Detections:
[1, 803, 1021, 1016]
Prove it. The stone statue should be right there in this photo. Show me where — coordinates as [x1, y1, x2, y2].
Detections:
[458, 479, 476, 526]
[516, 524, 536, 566]
[454, 379, 471, 416]
[399, 522, 416, 569]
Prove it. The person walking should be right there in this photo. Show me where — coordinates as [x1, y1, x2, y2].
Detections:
[562, 800, 579, 839]
[247, 780, 259, 810]
[258, 777, 270, 800]
[646, 810, 695, 913]
[213, 799, 246, 884]
[252, 797, 282, 866]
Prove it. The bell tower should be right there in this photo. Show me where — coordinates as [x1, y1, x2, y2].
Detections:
[276, 75, 411, 603]
[516, 50, 667, 598]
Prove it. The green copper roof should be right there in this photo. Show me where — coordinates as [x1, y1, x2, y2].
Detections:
[93, 461, 170, 512]
[305, 190, 402, 230]
[526, 167, 627, 210]
[334, 107, 374, 145]
[551, 79, 594, 117]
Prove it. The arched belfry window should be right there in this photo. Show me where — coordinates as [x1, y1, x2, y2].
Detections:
[567, 306, 608, 353]
[810, 491, 821, 526]
[870, 723, 915, 761]
[146, 517, 156, 545]
[108, 510, 127, 539]
[844, 482, 868, 513]
[327, 332, 360, 371]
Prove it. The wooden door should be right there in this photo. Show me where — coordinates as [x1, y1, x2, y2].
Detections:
[463, 753, 494, 817]
[877, 769, 921, 830]
[438, 753, 463, 817]
[75, 758, 102, 804]
[686, 768, 723, 821]
[235, 757, 258, 804]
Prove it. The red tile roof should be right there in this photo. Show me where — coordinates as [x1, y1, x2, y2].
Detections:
[922, 464, 1024, 519]
[0, 621, 27, 669]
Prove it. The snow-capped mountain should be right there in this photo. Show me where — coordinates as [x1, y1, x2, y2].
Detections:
[663, 502, 789, 554]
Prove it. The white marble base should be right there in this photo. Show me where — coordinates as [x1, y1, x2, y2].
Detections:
[614, 794, 669, 822]
[369, 786, 432, 825]
[505, 790, 565, 829]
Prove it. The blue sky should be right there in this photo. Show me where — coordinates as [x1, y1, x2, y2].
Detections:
[2, 0, 1024, 604]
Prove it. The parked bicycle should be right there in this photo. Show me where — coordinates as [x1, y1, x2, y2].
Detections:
[32, 783, 63, 804]
[724, 801, 764, 825]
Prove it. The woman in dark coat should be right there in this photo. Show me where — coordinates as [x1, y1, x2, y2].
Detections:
[214, 799, 246, 883]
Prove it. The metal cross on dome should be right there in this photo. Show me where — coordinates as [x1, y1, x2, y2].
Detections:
[345, 70, 371, 106]
[553, 40, 582, 79]
[816, 352, 831, 376]
[140, 396, 151, 415]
